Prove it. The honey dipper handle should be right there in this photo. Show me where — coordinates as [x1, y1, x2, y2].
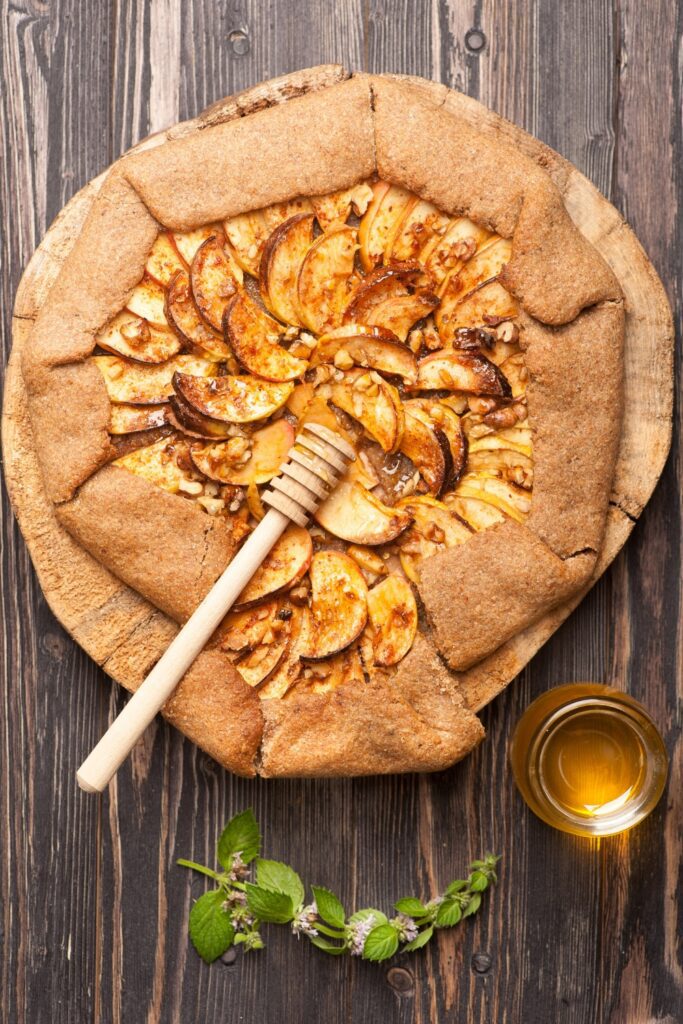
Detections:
[76, 507, 290, 793]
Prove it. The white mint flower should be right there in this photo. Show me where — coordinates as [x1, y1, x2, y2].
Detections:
[391, 913, 418, 943]
[346, 915, 376, 956]
[291, 901, 318, 939]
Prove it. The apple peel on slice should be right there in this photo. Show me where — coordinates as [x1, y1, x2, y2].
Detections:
[259, 213, 315, 326]
[329, 369, 404, 453]
[224, 291, 308, 382]
[399, 404, 450, 496]
[234, 526, 313, 608]
[358, 183, 415, 271]
[191, 235, 244, 332]
[172, 372, 293, 424]
[343, 262, 421, 323]
[173, 225, 222, 265]
[297, 224, 358, 334]
[298, 551, 368, 661]
[313, 324, 418, 383]
[411, 351, 512, 398]
[167, 393, 234, 440]
[191, 419, 295, 487]
[365, 291, 440, 343]
[96, 311, 182, 364]
[165, 270, 233, 361]
[315, 479, 412, 546]
[367, 574, 418, 666]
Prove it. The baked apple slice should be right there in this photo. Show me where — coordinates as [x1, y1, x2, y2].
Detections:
[234, 526, 313, 608]
[467, 447, 533, 478]
[366, 574, 418, 666]
[145, 231, 187, 287]
[313, 324, 418, 383]
[421, 217, 493, 284]
[259, 213, 315, 325]
[299, 551, 368, 660]
[297, 224, 358, 333]
[329, 369, 404, 453]
[399, 403, 450, 496]
[191, 419, 295, 486]
[190, 234, 244, 332]
[468, 431, 532, 458]
[94, 354, 216, 405]
[224, 291, 308, 382]
[126, 275, 169, 327]
[172, 372, 293, 424]
[261, 197, 314, 232]
[455, 474, 532, 521]
[96, 311, 182, 364]
[396, 495, 473, 583]
[172, 225, 222, 265]
[216, 599, 293, 688]
[385, 199, 451, 264]
[109, 403, 167, 435]
[342, 263, 420, 323]
[315, 480, 412, 545]
[436, 237, 512, 343]
[499, 353, 528, 399]
[165, 270, 233, 361]
[365, 290, 440, 342]
[167, 393, 234, 440]
[215, 598, 282, 651]
[296, 644, 365, 694]
[411, 351, 512, 398]
[223, 210, 271, 276]
[446, 493, 507, 531]
[358, 182, 414, 270]
[311, 183, 374, 230]
[433, 402, 468, 485]
[113, 435, 196, 494]
[442, 280, 518, 334]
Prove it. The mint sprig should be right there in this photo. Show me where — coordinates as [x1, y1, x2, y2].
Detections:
[178, 808, 500, 964]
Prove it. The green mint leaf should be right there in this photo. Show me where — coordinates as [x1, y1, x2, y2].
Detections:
[311, 886, 346, 929]
[309, 935, 347, 955]
[362, 923, 400, 962]
[245, 883, 294, 924]
[255, 859, 305, 909]
[402, 925, 434, 951]
[462, 893, 482, 918]
[444, 879, 467, 896]
[469, 870, 489, 892]
[435, 899, 462, 928]
[348, 907, 388, 927]
[217, 809, 261, 868]
[394, 897, 428, 917]
[189, 891, 235, 964]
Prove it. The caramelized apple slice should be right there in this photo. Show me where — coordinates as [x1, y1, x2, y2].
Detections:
[366, 291, 439, 342]
[94, 354, 216, 405]
[443, 280, 518, 333]
[173, 372, 293, 424]
[167, 393, 234, 440]
[436, 237, 512, 343]
[225, 291, 308, 382]
[446, 494, 507, 531]
[191, 419, 295, 486]
[172, 225, 222, 265]
[235, 526, 313, 608]
[259, 213, 315, 325]
[109, 403, 167, 435]
[313, 325, 418, 383]
[216, 599, 292, 687]
[386, 200, 451, 263]
[399, 404, 450, 496]
[215, 598, 282, 651]
[165, 270, 232, 361]
[431, 401, 468, 485]
[311, 183, 374, 229]
[455, 474, 532, 521]
[113, 435, 196, 493]
[191, 234, 243, 331]
[315, 480, 412, 545]
[367, 574, 418, 666]
[412, 351, 512, 398]
[330, 369, 404, 453]
[342, 263, 420, 323]
[299, 551, 368, 660]
[145, 231, 187, 287]
[261, 198, 314, 232]
[297, 224, 358, 333]
[126, 276, 169, 327]
[96, 311, 182, 364]
[358, 182, 414, 270]
[421, 217, 493, 284]
[296, 644, 365, 695]
[468, 431, 532, 457]
[223, 210, 271, 276]
[396, 495, 473, 583]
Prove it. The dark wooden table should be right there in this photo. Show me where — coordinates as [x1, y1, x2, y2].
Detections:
[2, 3, 681, 1022]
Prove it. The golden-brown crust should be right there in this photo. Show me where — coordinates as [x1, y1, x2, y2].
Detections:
[418, 520, 597, 671]
[522, 303, 625, 557]
[122, 77, 376, 230]
[55, 466, 247, 622]
[259, 636, 484, 777]
[163, 650, 262, 777]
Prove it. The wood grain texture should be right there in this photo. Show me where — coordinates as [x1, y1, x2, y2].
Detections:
[1, 4, 681, 1024]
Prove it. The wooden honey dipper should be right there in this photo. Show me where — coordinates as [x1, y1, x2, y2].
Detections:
[76, 422, 355, 792]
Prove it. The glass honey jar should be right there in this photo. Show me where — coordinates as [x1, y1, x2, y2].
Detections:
[510, 683, 668, 838]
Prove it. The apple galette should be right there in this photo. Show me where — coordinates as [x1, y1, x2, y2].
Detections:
[21, 71, 624, 777]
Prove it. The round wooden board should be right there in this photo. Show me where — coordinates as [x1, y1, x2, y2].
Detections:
[2, 67, 674, 729]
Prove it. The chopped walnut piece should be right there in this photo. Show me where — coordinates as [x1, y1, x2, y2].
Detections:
[468, 396, 499, 415]
[196, 496, 225, 515]
[334, 348, 355, 370]
[408, 329, 423, 354]
[289, 583, 310, 606]
[495, 320, 519, 343]
[178, 478, 204, 496]
[482, 406, 519, 430]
